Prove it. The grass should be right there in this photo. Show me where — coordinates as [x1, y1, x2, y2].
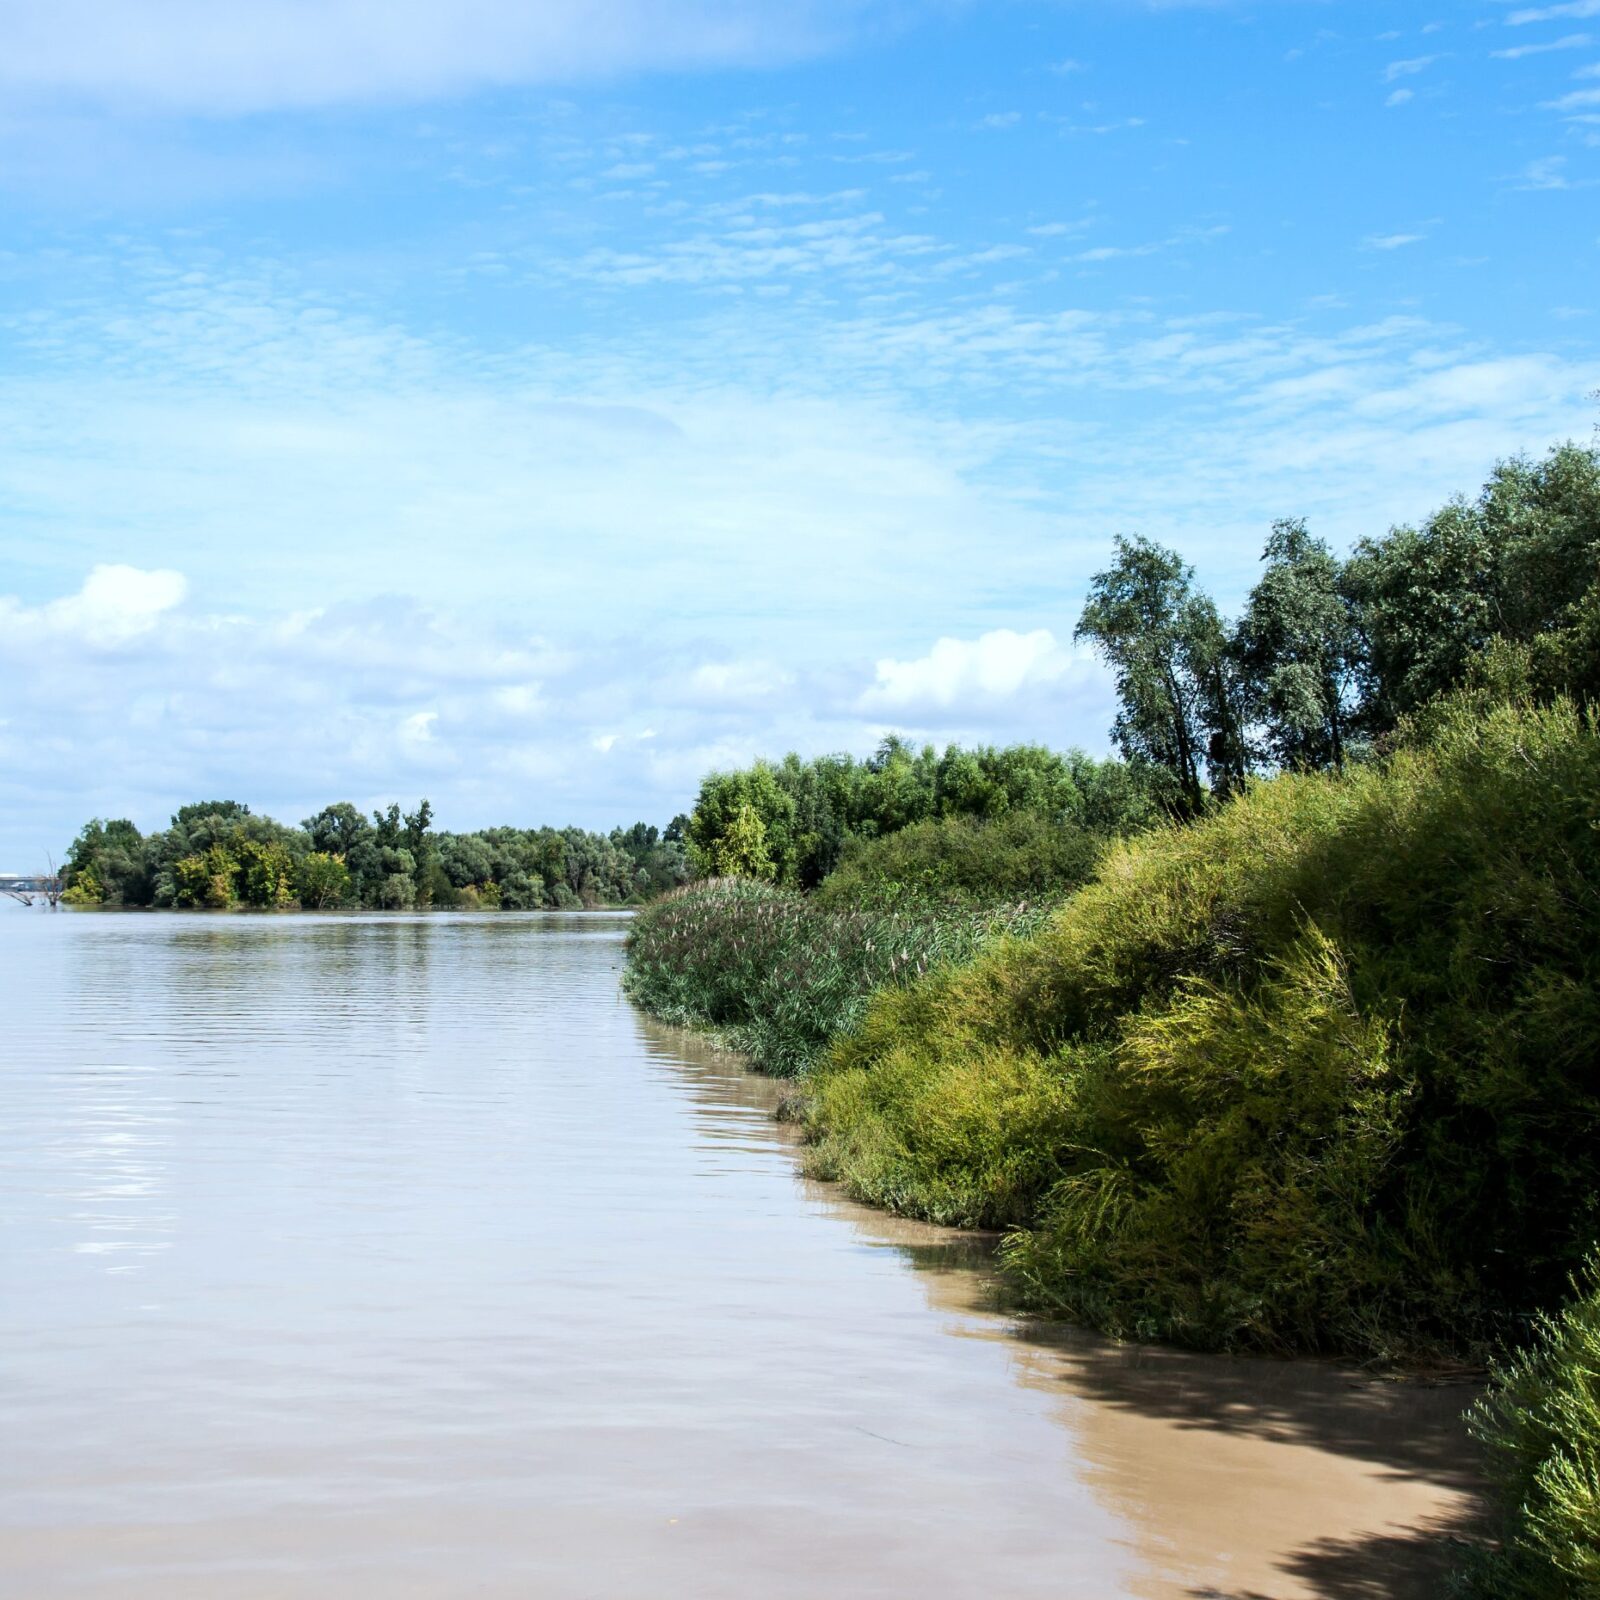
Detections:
[623, 877, 1054, 1077]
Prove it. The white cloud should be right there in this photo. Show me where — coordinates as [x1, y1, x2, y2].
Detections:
[1384, 55, 1438, 80]
[1542, 86, 1600, 107]
[1520, 154, 1573, 187]
[687, 660, 796, 704]
[1491, 31, 1591, 56]
[0, 563, 188, 648]
[0, 0, 891, 113]
[1386, 88, 1415, 106]
[1508, 0, 1600, 21]
[1364, 231, 1425, 249]
[860, 629, 1093, 713]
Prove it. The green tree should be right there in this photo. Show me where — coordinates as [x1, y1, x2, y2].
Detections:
[1345, 442, 1600, 732]
[1075, 535, 1215, 816]
[686, 765, 797, 883]
[709, 802, 777, 881]
[1237, 519, 1361, 771]
[297, 852, 352, 910]
[236, 839, 296, 908]
[172, 843, 238, 908]
[63, 817, 150, 904]
[303, 802, 371, 857]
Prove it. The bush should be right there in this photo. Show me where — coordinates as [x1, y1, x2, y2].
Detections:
[1466, 1257, 1600, 1597]
[813, 810, 1102, 911]
[803, 697, 1600, 1356]
[624, 878, 1053, 1077]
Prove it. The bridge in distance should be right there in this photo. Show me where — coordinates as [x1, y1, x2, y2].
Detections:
[1, 874, 62, 906]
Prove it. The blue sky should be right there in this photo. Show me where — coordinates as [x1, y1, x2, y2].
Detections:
[2, 0, 1598, 864]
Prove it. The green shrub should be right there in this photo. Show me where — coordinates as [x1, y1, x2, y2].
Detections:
[813, 810, 1103, 911]
[1466, 1257, 1600, 1598]
[624, 878, 1052, 1077]
[804, 697, 1600, 1356]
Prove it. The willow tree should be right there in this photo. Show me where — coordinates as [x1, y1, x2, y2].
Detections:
[1237, 519, 1361, 771]
[1075, 534, 1244, 815]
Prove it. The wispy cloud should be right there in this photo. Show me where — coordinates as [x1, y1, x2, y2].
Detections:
[1519, 154, 1576, 187]
[1384, 55, 1438, 80]
[0, 0, 896, 114]
[1491, 31, 1591, 56]
[1507, 0, 1600, 23]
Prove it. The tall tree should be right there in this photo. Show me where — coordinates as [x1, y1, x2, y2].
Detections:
[1237, 519, 1360, 771]
[1185, 594, 1253, 800]
[1345, 442, 1600, 731]
[1075, 535, 1214, 816]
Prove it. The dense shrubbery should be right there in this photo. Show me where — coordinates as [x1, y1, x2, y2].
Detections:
[803, 697, 1600, 1357]
[623, 878, 1053, 1076]
[62, 800, 688, 911]
[1466, 1258, 1600, 1597]
[813, 811, 1103, 911]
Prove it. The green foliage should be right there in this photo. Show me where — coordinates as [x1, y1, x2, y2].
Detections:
[62, 817, 150, 905]
[685, 739, 1159, 891]
[1074, 533, 1236, 814]
[1236, 518, 1362, 771]
[172, 843, 239, 909]
[803, 697, 1600, 1357]
[623, 878, 1053, 1077]
[62, 798, 687, 912]
[1347, 442, 1599, 730]
[707, 803, 777, 881]
[1074, 440, 1599, 808]
[814, 811, 1102, 911]
[685, 764, 797, 883]
[297, 851, 352, 909]
[1466, 1258, 1600, 1598]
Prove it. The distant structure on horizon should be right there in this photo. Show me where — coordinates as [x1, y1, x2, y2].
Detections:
[1, 873, 63, 908]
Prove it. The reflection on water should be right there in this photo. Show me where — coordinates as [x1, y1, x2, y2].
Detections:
[0, 912, 1479, 1598]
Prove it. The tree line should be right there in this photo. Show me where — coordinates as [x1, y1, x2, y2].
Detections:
[61, 801, 690, 911]
[1076, 441, 1600, 814]
[682, 741, 1166, 890]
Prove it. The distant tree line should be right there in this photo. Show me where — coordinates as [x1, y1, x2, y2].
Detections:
[61, 800, 690, 911]
[1075, 441, 1600, 815]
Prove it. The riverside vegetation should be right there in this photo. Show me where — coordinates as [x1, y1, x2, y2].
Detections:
[625, 440, 1600, 1598]
[60, 803, 690, 911]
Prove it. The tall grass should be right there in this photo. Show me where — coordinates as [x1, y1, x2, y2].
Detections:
[803, 697, 1600, 1358]
[624, 877, 1053, 1077]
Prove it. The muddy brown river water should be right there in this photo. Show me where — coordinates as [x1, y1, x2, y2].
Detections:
[0, 912, 1480, 1598]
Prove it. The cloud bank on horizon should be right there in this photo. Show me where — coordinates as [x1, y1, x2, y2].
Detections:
[0, 0, 1597, 863]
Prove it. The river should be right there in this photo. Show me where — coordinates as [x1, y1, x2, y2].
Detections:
[0, 911, 1480, 1598]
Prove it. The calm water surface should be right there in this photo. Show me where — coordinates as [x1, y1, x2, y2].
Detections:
[1, 912, 1479, 1598]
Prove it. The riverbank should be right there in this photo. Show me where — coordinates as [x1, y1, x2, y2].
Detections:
[625, 696, 1600, 1595]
